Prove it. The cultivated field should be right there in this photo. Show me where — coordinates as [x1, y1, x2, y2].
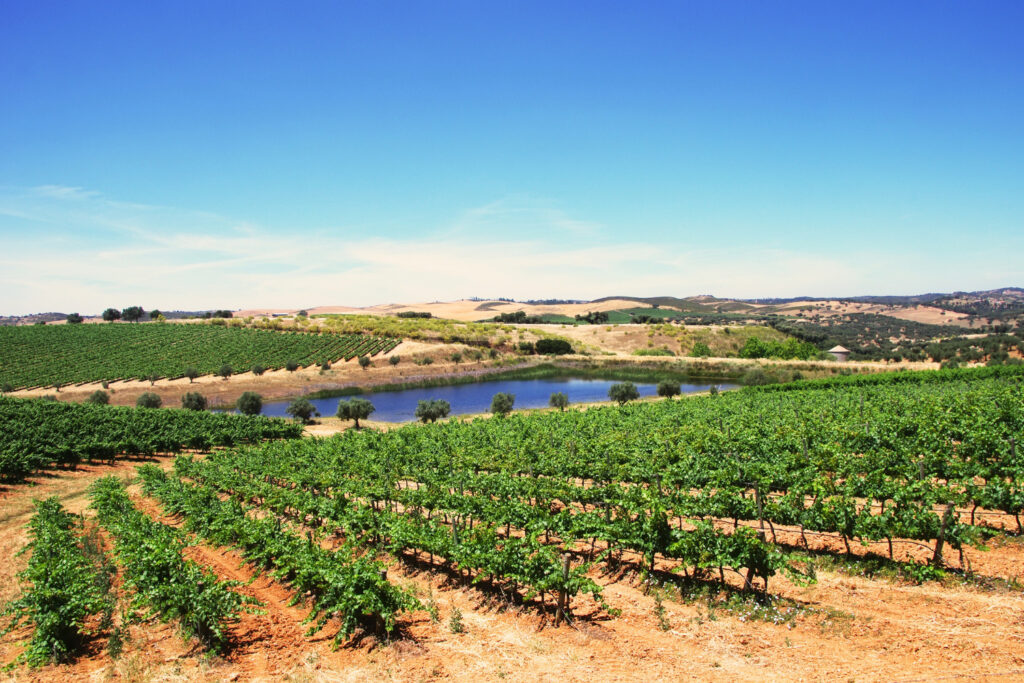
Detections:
[0, 323, 398, 390]
[2, 367, 1023, 681]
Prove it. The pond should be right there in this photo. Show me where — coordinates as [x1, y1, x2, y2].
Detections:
[257, 376, 733, 423]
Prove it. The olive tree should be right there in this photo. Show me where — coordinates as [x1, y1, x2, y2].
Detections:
[415, 399, 450, 424]
[66, 312, 83, 324]
[181, 392, 208, 411]
[86, 390, 109, 405]
[184, 367, 199, 383]
[136, 392, 162, 408]
[490, 392, 515, 417]
[358, 355, 371, 370]
[608, 381, 639, 405]
[549, 392, 569, 411]
[286, 397, 318, 423]
[121, 306, 145, 322]
[218, 364, 233, 380]
[656, 380, 681, 398]
[102, 308, 121, 322]
[337, 398, 375, 428]
[237, 392, 263, 415]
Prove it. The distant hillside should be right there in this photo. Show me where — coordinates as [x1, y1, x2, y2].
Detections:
[591, 295, 719, 313]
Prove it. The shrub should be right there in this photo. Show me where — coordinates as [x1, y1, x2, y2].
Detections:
[136, 392, 162, 409]
[336, 398, 375, 428]
[549, 392, 569, 411]
[657, 380, 681, 398]
[690, 342, 712, 357]
[742, 367, 773, 386]
[181, 392, 208, 411]
[285, 360, 299, 372]
[517, 341, 535, 355]
[1, 383, 14, 394]
[252, 364, 266, 376]
[450, 352, 462, 364]
[218, 364, 233, 380]
[285, 397, 318, 423]
[490, 392, 515, 417]
[448, 606, 464, 634]
[415, 399, 450, 424]
[65, 312, 83, 324]
[86, 390, 110, 405]
[320, 361, 331, 372]
[237, 392, 263, 416]
[389, 355, 400, 366]
[608, 382, 639, 405]
[535, 338, 572, 355]
[634, 347, 674, 357]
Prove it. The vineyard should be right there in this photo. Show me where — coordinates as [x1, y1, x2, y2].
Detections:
[0, 396, 303, 480]
[0, 323, 399, 389]
[2, 368, 1023, 676]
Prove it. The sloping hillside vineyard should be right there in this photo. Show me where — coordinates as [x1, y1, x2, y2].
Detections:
[3, 367, 1023, 664]
[152, 371, 1021, 605]
[0, 323, 398, 389]
[0, 397, 302, 480]
[89, 477, 257, 653]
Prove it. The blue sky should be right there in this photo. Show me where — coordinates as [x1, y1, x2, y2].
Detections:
[1, 1, 1022, 314]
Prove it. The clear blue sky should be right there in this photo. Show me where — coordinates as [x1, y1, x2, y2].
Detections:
[1, 1, 1021, 313]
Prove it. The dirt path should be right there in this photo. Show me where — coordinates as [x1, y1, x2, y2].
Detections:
[128, 492, 329, 677]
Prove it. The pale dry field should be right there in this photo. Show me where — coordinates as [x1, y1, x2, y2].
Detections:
[235, 299, 660, 323]
[764, 300, 975, 327]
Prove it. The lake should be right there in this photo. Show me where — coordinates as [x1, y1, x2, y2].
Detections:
[257, 376, 732, 422]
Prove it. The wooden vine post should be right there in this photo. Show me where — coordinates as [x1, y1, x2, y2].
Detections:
[932, 504, 955, 567]
[744, 483, 767, 591]
[555, 554, 570, 627]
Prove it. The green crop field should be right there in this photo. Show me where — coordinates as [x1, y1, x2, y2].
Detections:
[0, 395, 303, 479]
[109, 365, 1023, 643]
[0, 323, 399, 389]
[4, 365, 1023, 663]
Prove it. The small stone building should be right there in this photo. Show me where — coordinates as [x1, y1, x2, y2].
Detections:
[828, 345, 851, 362]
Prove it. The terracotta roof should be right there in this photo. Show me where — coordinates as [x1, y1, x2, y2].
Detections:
[828, 345, 851, 353]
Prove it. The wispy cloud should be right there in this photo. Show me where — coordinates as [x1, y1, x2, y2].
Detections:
[0, 185, 1019, 315]
[448, 196, 603, 238]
